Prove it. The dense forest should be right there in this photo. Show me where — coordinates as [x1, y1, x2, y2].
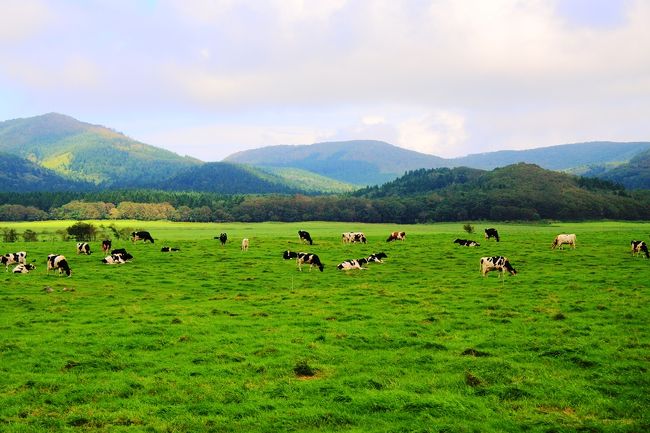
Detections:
[1, 164, 649, 223]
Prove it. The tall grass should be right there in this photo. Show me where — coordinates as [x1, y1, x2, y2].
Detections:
[0, 221, 648, 432]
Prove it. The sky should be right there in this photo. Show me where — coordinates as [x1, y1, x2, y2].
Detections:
[1, 0, 649, 161]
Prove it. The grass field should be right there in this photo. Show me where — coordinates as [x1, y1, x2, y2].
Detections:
[1, 220, 649, 432]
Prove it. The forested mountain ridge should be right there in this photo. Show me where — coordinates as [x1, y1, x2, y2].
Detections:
[580, 148, 650, 189]
[0, 152, 93, 192]
[0, 113, 200, 187]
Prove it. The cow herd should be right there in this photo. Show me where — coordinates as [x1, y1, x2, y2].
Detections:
[3, 226, 648, 279]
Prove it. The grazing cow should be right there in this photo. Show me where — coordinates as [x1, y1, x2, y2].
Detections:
[552, 234, 577, 250]
[76, 242, 92, 255]
[631, 240, 650, 258]
[13, 263, 36, 274]
[2, 251, 27, 271]
[480, 256, 517, 277]
[337, 258, 368, 270]
[131, 231, 154, 243]
[111, 248, 134, 261]
[342, 232, 367, 244]
[283, 250, 324, 272]
[484, 228, 500, 242]
[386, 231, 406, 242]
[161, 246, 180, 252]
[101, 239, 112, 253]
[454, 239, 480, 247]
[214, 233, 228, 246]
[102, 254, 126, 265]
[298, 230, 313, 245]
[47, 254, 71, 277]
[241, 238, 249, 251]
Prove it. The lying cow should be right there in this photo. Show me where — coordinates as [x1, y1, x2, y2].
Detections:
[367, 252, 387, 263]
[13, 263, 36, 274]
[111, 248, 134, 261]
[631, 240, 650, 258]
[101, 239, 112, 253]
[298, 230, 313, 245]
[132, 231, 154, 243]
[2, 251, 27, 271]
[102, 254, 126, 265]
[337, 258, 369, 270]
[454, 239, 480, 247]
[484, 228, 500, 242]
[161, 246, 180, 252]
[76, 242, 92, 255]
[386, 231, 406, 242]
[47, 254, 72, 277]
[480, 256, 517, 277]
[552, 234, 576, 250]
[283, 250, 324, 272]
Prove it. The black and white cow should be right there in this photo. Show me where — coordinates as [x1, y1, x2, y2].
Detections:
[337, 258, 369, 270]
[161, 246, 180, 252]
[102, 254, 126, 265]
[131, 231, 154, 243]
[76, 242, 92, 255]
[631, 240, 650, 258]
[298, 230, 313, 245]
[484, 228, 500, 242]
[367, 252, 387, 263]
[111, 248, 134, 261]
[214, 233, 227, 246]
[342, 232, 367, 244]
[13, 263, 36, 273]
[47, 254, 72, 277]
[2, 251, 27, 271]
[101, 239, 112, 253]
[283, 250, 324, 272]
[480, 256, 517, 277]
[454, 239, 480, 247]
[386, 231, 406, 242]
[552, 234, 576, 250]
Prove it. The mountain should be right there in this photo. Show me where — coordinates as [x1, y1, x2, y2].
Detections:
[448, 141, 650, 170]
[224, 140, 448, 186]
[226, 140, 650, 187]
[0, 113, 200, 187]
[582, 148, 650, 189]
[0, 152, 92, 192]
[153, 162, 301, 194]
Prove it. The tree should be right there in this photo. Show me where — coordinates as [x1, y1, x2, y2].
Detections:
[66, 222, 97, 242]
[2, 228, 18, 242]
[22, 230, 38, 242]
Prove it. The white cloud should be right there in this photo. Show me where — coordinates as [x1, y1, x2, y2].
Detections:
[397, 111, 469, 157]
[0, 0, 51, 42]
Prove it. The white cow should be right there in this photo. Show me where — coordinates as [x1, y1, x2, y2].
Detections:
[552, 234, 577, 249]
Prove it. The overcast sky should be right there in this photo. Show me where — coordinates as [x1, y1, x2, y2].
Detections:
[1, 0, 648, 161]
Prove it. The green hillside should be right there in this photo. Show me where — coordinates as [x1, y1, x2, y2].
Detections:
[582, 149, 650, 189]
[257, 166, 357, 193]
[0, 113, 200, 187]
[155, 162, 300, 194]
[0, 152, 92, 192]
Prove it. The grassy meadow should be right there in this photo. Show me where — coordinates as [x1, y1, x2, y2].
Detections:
[0, 220, 648, 432]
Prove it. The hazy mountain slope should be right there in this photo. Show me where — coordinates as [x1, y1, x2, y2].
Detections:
[225, 140, 650, 186]
[224, 140, 448, 185]
[586, 148, 650, 189]
[448, 141, 650, 170]
[0, 152, 92, 192]
[0, 113, 200, 186]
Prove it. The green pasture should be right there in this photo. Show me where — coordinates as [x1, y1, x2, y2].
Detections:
[1, 220, 648, 432]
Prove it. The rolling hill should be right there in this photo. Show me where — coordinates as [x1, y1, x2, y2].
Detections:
[580, 148, 650, 189]
[0, 152, 92, 192]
